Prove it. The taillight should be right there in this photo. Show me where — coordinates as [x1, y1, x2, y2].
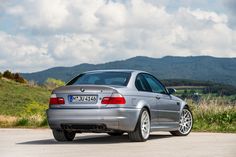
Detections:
[101, 93, 126, 105]
[49, 94, 65, 105]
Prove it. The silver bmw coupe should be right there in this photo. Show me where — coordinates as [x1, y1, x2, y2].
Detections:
[47, 70, 193, 142]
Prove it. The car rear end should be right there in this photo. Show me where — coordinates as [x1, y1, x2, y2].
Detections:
[46, 71, 140, 133]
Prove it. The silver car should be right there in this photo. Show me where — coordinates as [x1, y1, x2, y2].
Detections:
[47, 70, 193, 142]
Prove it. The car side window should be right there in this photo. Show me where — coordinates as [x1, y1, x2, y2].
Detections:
[143, 74, 167, 94]
[135, 74, 152, 92]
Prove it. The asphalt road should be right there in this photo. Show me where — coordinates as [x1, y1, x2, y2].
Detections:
[0, 129, 235, 157]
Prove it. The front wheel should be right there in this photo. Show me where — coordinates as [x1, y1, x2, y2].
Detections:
[170, 108, 193, 136]
[128, 108, 150, 142]
[52, 129, 76, 142]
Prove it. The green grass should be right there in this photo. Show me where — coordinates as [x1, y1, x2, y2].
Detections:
[189, 99, 236, 133]
[0, 78, 50, 127]
[0, 79, 50, 116]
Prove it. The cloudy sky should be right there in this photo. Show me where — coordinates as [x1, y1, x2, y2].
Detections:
[0, 0, 236, 72]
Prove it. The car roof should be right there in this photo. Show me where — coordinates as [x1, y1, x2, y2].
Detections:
[84, 69, 148, 74]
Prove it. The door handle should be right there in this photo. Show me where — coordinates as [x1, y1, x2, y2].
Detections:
[156, 96, 161, 100]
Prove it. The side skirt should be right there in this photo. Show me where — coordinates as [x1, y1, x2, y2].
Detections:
[150, 122, 179, 132]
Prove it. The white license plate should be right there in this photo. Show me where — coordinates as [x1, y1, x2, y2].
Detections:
[69, 95, 97, 103]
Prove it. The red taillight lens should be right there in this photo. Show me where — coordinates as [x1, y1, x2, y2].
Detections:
[49, 98, 58, 104]
[101, 93, 126, 105]
[49, 96, 65, 105]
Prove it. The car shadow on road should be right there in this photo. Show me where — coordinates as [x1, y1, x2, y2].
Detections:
[17, 134, 172, 145]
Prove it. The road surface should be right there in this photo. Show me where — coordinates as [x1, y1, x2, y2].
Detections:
[0, 129, 235, 157]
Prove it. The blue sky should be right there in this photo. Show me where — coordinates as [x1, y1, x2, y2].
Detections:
[0, 0, 235, 72]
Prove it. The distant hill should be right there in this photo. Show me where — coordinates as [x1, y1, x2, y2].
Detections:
[21, 56, 236, 86]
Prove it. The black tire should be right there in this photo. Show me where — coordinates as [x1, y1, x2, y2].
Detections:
[107, 132, 124, 136]
[128, 108, 150, 142]
[52, 129, 76, 142]
[170, 107, 193, 136]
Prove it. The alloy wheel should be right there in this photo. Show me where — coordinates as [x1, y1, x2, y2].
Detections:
[141, 110, 150, 139]
[179, 109, 193, 135]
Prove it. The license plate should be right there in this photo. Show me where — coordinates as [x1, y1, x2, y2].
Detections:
[68, 95, 98, 103]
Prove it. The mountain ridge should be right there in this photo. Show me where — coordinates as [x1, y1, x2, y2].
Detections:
[21, 56, 236, 86]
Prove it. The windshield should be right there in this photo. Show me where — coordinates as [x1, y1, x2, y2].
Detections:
[67, 72, 131, 86]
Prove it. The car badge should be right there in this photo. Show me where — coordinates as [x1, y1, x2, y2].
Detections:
[80, 88, 85, 92]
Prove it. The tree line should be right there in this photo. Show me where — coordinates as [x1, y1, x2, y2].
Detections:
[0, 70, 26, 83]
[162, 79, 236, 96]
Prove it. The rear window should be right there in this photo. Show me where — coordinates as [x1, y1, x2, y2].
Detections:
[67, 72, 131, 86]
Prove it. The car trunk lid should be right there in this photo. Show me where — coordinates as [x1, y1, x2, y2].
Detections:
[50, 85, 119, 109]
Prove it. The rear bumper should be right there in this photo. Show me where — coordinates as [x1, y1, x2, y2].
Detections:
[46, 108, 141, 132]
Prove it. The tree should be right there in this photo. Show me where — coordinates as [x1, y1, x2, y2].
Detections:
[0, 72, 2, 79]
[3, 70, 14, 79]
[14, 73, 26, 83]
[181, 89, 188, 99]
[44, 78, 65, 90]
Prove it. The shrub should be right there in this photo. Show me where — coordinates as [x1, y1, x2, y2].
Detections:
[2, 70, 26, 83]
[3, 70, 14, 79]
[14, 73, 26, 83]
[22, 102, 47, 117]
[16, 117, 29, 126]
[44, 78, 65, 90]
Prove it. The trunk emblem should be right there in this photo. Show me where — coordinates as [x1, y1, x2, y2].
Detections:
[80, 88, 85, 92]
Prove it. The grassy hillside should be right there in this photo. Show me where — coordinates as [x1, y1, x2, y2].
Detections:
[0, 78, 50, 127]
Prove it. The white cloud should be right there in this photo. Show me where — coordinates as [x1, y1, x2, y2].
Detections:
[48, 34, 105, 63]
[0, 32, 53, 72]
[0, 0, 236, 72]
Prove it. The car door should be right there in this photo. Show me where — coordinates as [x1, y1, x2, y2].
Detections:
[135, 74, 159, 126]
[142, 74, 180, 124]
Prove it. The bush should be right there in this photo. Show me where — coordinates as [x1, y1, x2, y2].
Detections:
[3, 70, 14, 79]
[16, 117, 29, 126]
[203, 84, 236, 96]
[22, 102, 47, 117]
[2, 70, 26, 83]
[14, 73, 26, 83]
[44, 78, 65, 90]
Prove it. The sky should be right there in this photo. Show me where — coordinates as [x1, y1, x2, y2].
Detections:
[0, 0, 236, 72]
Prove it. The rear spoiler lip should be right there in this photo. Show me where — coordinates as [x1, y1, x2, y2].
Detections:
[52, 84, 125, 94]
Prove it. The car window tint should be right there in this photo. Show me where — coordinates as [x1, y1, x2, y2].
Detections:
[67, 72, 131, 86]
[135, 74, 152, 92]
[143, 74, 167, 94]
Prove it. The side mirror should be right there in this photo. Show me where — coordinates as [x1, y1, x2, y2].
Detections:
[167, 88, 176, 95]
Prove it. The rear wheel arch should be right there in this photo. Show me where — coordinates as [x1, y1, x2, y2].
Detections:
[135, 99, 151, 118]
[142, 106, 151, 119]
[132, 105, 151, 132]
[129, 107, 151, 142]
